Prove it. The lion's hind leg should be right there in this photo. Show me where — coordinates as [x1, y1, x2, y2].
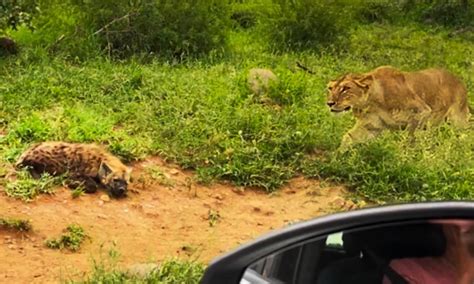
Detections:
[446, 104, 471, 129]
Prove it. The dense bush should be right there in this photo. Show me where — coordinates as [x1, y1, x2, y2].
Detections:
[27, 0, 230, 59]
[263, 0, 351, 51]
[355, 1, 400, 24]
[414, 0, 474, 27]
[0, 0, 36, 33]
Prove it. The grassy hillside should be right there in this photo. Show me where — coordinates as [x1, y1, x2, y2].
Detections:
[1, 23, 474, 202]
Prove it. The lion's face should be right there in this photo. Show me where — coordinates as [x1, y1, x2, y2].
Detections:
[326, 75, 372, 112]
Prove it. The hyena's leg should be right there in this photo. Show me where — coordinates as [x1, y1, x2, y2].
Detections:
[17, 161, 45, 179]
[66, 176, 99, 193]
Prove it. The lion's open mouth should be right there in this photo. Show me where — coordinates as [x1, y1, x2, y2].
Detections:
[331, 106, 351, 113]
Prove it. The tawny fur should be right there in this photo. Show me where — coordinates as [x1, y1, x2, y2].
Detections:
[15, 142, 131, 197]
[326, 66, 471, 150]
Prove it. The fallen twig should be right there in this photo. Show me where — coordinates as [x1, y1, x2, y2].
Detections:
[296, 61, 316, 75]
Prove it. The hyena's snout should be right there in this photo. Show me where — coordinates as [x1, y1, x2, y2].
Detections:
[108, 179, 128, 198]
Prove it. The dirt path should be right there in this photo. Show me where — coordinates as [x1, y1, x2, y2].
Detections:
[0, 157, 353, 283]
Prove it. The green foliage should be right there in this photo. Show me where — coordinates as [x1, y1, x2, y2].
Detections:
[0, 217, 32, 231]
[45, 224, 87, 251]
[264, 0, 351, 51]
[1, 16, 474, 199]
[305, 127, 474, 202]
[404, 0, 474, 27]
[355, 1, 400, 24]
[74, 253, 204, 284]
[29, 0, 231, 59]
[5, 170, 63, 201]
[0, 0, 37, 33]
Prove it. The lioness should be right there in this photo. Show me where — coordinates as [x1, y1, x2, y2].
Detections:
[326, 66, 470, 150]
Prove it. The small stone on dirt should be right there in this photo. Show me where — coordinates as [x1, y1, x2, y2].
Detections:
[100, 195, 111, 202]
[7, 244, 16, 250]
[330, 197, 346, 208]
[232, 187, 245, 195]
[97, 214, 109, 220]
[214, 194, 224, 200]
[169, 169, 179, 175]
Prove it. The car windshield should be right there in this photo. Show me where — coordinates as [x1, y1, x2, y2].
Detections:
[0, 1, 473, 283]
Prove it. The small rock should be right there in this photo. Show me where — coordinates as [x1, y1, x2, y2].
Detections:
[253, 207, 261, 212]
[7, 244, 16, 250]
[232, 187, 245, 195]
[100, 194, 111, 202]
[169, 169, 179, 175]
[214, 194, 224, 201]
[97, 214, 109, 220]
[247, 68, 278, 95]
[331, 197, 346, 208]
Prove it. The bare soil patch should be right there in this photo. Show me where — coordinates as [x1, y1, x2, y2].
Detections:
[0, 157, 351, 283]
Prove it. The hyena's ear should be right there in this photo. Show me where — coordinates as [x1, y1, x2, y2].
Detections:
[353, 75, 373, 89]
[98, 162, 112, 178]
[125, 168, 133, 182]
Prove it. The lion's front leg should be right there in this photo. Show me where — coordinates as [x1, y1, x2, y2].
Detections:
[339, 122, 382, 152]
[406, 103, 432, 142]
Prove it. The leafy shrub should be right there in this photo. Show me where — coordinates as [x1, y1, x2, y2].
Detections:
[265, 0, 351, 51]
[395, 0, 474, 27]
[67, 0, 231, 59]
[76, 257, 204, 283]
[355, 1, 399, 24]
[0, 0, 37, 33]
[418, 0, 474, 27]
[45, 224, 87, 251]
[5, 170, 64, 201]
[0, 218, 32, 231]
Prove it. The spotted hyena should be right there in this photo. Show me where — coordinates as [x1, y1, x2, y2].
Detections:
[15, 142, 132, 198]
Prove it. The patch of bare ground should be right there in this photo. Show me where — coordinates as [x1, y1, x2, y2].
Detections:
[0, 156, 354, 283]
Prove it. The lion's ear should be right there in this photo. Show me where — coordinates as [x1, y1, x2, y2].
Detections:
[354, 75, 373, 89]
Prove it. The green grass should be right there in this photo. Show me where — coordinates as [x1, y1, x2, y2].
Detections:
[45, 224, 87, 252]
[4, 170, 64, 201]
[70, 246, 204, 284]
[75, 259, 204, 284]
[1, 23, 473, 203]
[0, 217, 32, 232]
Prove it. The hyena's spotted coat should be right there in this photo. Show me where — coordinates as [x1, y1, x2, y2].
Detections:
[15, 142, 132, 198]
